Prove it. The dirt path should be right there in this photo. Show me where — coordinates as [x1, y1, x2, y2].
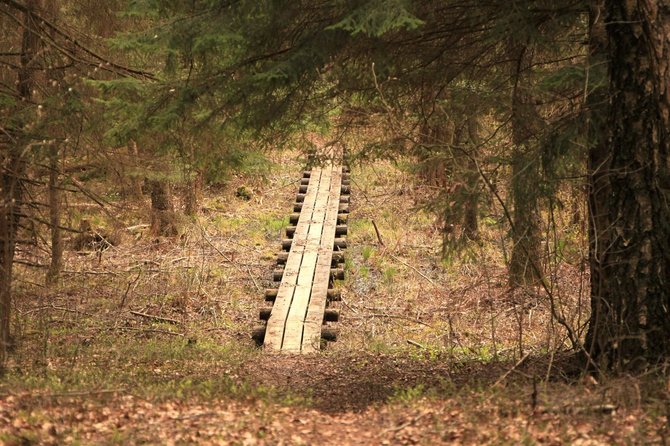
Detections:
[2, 353, 666, 445]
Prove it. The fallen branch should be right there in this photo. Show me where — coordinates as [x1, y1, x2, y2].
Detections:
[371, 219, 385, 246]
[340, 297, 359, 314]
[199, 225, 261, 292]
[389, 254, 437, 287]
[113, 327, 184, 337]
[406, 339, 425, 349]
[46, 388, 127, 398]
[62, 269, 120, 276]
[491, 352, 531, 389]
[381, 412, 430, 434]
[125, 224, 149, 231]
[130, 310, 181, 325]
[349, 313, 434, 328]
[1, 388, 128, 399]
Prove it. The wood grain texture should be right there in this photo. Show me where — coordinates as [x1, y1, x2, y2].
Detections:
[264, 165, 343, 353]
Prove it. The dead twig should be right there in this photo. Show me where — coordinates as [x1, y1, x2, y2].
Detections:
[119, 270, 142, 309]
[349, 313, 434, 328]
[62, 269, 120, 276]
[4, 388, 128, 399]
[112, 327, 185, 337]
[198, 224, 262, 292]
[389, 254, 437, 288]
[130, 310, 181, 325]
[340, 297, 359, 314]
[19, 305, 93, 317]
[371, 219, 385, 246]
[491, 352, 531, 389]
[381, 412, 431, 434]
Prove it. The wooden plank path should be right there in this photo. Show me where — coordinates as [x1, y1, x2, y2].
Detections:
[264, 164, 344, 353]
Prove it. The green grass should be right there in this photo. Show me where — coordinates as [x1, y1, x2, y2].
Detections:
[2, 334, 304, 404]
[361, 245, 375, 263]
[388, 384, 427, 405]
[260, 214, 289, 239]
[382, 266, 397, 285]
[348, 219, 375, 243]
[211, 214, 247, 232]
[344, 256, 354, 272]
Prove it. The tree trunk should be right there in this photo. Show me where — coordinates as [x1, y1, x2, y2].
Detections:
[462, 118, 481, 241]
[441, 123, 463, 258]
[586, 0, 670, 369]
[584, 0, 611, 366]
[127, 141, 144, 199]
[0, 159, 21, 369]
[46, 144, 62, 286]
[508, 43, 544, 287]
[183, 170, 202, 216]
[570, 186, 582, 227]
[417, 118, 454, 188]
[149, 179, 178, 236]
[1, 0, 40, 371]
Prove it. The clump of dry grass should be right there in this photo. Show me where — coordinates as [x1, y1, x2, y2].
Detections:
[335, 159, 589, 366]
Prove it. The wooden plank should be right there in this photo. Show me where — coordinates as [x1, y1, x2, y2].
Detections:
[263, 164, 345, 353]
[264, 168, 322, 351]
[302, 165, 342, 352]
[292, 167, 322, 248]
[280, 168, 331, 351]
[281, 287, 314, 351]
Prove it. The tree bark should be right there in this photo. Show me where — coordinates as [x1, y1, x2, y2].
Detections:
[441, 123, 462, 258]
[183, 170, 202, 216]
[462, 118, 481, 241]
[586, 0, 670, 368]
[584, 0, 611, 367]
[508, 43, 544, 287]
[1, 0, 40, 371]
[127, 141, 144, 199]
[416, 117, 454, 188]
[45, 144, 62, 286]
[149, 179, 178, 236]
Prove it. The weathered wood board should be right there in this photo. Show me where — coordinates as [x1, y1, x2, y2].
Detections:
[264, 165, 343, 352]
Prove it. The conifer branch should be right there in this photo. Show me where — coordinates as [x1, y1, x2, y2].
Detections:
[0, 0, 155, 79]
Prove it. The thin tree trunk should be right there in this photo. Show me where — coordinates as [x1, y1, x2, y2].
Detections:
[417, 117, 454, 188]
[463, 118, 481, 241]
[44, 1, 62, 287]
[584, 0, 611, 366]
[46, 144, 62, 286]
[586, 0, 670, 368]
[128, 141, 144, 199]
[441, 123, 462, 258]
[1, 0, 40, 371]
[183, 170, 202, 216]
[149, 179, 178, 236]
[508, 43, 544, 287]
[0, 165, 20, 369]
[570, 187, 582, 226]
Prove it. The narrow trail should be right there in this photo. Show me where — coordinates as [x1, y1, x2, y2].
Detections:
[253, 163, 351, 352]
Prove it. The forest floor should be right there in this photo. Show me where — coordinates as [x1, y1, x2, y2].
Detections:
[1, 151, 669, 445]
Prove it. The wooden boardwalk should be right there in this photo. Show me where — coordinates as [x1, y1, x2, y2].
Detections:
[263, 164, 345, 353]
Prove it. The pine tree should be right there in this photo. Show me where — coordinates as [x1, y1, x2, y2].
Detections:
[0, 0, 41, 371]
[0, 0, 149, 369]
[586, 0, 670, 368]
